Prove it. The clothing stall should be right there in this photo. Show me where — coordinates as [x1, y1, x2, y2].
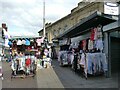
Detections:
[11, 53, 36, 79]
[71, 26, 108, 79]
[58, 38, 74, 66]
[8, 36, 52, 79]
[8, 37, 44, 79]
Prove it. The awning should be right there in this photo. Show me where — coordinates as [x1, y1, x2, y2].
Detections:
[56, 11, 118, 39]
[103, 19, 120, 32]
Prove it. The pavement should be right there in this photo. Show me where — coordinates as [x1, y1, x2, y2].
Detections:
[1, 60, 120, 89]
[2, 61, 37, 88]
[2, 61, 64, 89]
[36, 66, 64, 88]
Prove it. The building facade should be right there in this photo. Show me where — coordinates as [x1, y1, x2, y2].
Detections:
[38, 1, 120, 78]
[38, 2, 104, 43]
[38, 2, 105, 58]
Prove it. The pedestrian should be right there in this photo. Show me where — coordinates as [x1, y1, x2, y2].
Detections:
[40, 48, 45, 67]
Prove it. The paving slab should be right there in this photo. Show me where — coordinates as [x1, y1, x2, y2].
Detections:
[36, 66, 64, 88]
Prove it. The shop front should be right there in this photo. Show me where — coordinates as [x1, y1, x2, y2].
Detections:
[103, 19, 120, 77]
[56, 11, 118, 78]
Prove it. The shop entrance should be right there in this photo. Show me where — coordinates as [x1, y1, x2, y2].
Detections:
[110, 31, 120, 76]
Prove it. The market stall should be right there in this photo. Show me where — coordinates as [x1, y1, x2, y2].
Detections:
[7, 36, 51, 79]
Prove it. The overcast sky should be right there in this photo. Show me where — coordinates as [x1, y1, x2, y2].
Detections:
[0, 0, 80, 37]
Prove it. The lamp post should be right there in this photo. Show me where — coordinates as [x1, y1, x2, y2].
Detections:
[43, 0, 48, 49]
[43, 0, 46, 38]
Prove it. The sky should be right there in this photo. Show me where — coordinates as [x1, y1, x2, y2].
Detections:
[0, 0, 80, 37]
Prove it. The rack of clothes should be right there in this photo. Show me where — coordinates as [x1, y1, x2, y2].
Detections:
[8, 37, 44, 52]
[71, 25, 108, 79]
[58, 51, 74, 66]
[78, 52, 108, 79]
[11, 53, 37, 79]
[58, 44, 73, 66]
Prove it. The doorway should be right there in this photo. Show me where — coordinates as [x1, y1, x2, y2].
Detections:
[110, 31, 120, 76]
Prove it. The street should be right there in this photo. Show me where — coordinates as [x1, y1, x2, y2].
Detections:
[52, 60, 119, 88]
[1, 60, 119, 89]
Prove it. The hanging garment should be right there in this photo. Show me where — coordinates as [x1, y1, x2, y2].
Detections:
[44, 49, 49, 56]
[78, 41, 83, 50]
[97, 26, 103, 39]
[26, 46, 32, 51]
[67, 52, 73, 64]
[100, 53, 108, 72]
[8, 40, 12, 46]
[66, 38, 71, 45]
[80, 53, 86, 66]
[94, 28, 98, 40]
[11, 59, 16, 71]
[21, 44, 25, 52]
[48, 48, 52, 58]
[86, 53, 93, 74]
[88, 39, 93, 50]
[58, 51, 62, 62]
[22, 39, 26, 45]
[5, 39, 9, 47]
[96, 39, 103, 51]
[90, 29, 95, 41]
[71, 52, 74, 65]
[25, 39, 30, 46]
[36, 37, 44, 46]
[26, 58, 31, 67]
[19, 56, 25, 71]
[12, 40, 17, 49]
[30, 39, 34, 46]
[86, 38, 89, 50]
[82, 40, 86, 50]
[17, 40, 22, 45]
[86, 53, 108, 75]
[36, 39, 41, 46]
[34, 40, 38, 49]
[2, 28, 11, 39]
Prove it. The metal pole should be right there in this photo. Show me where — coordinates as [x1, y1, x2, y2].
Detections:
[43, 0, 46, 38]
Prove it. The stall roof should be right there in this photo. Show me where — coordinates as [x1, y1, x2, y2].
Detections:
[56, 11, 118, 39]
[10, 36, 42, 40]
[103, 19, 120, 32]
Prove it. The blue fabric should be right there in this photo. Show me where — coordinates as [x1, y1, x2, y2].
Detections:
[25, 39, 30, 46]
[86, 53, 108, 75]
[8, 41, 12, 46]
[87, 53, 93, 74]
[101, 53, 108, 72]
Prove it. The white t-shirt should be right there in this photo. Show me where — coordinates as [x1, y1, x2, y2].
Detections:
[17, 40, 22, 45]
[22, 40, 26, 45]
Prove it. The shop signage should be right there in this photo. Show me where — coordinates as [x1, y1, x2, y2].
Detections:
[104, 2, 119, 15]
